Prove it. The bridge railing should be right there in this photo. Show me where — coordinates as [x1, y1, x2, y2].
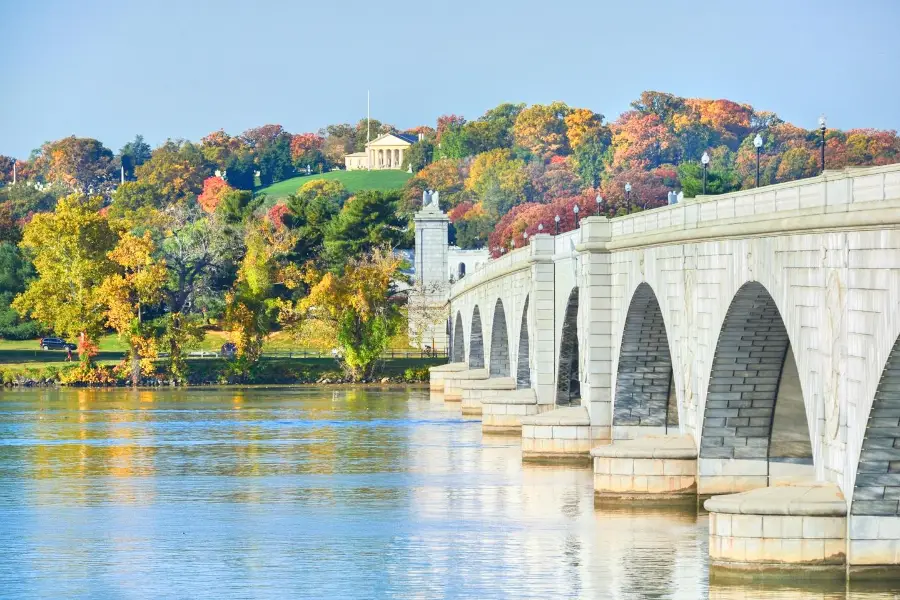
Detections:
[609, 163, 900, 238]
[451, 244, 531, 297]
[554, 229, 580, 256]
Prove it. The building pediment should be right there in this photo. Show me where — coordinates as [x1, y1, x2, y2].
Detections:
[366, 133, 416, 148]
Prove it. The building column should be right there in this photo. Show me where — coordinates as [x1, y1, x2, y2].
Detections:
[399, 148, 404, 169]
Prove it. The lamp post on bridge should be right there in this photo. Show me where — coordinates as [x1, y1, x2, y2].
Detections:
[573, 204, 580, 228]
[538, 223, 543, 234]
[753, 134, 763, 188]
[554, 214, 560, 235]
[701, 152, 710, 195]
[596, 193, 603, 216]
[624, 182, 632, 212]
[818, 114, 827, 173]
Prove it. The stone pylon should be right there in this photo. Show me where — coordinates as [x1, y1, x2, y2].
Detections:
[409, 191, 450, 351]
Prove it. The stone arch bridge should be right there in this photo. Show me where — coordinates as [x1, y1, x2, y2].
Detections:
[431, 164, 900, 573]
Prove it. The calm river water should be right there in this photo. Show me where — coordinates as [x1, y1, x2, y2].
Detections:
[0, 386, 897, 599]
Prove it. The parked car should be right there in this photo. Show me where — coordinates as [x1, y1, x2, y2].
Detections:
[221, 342, 237, 358]
[39, 337, 76, 351]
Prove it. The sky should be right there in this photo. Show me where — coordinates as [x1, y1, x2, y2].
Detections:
[1, 0, 899, 158]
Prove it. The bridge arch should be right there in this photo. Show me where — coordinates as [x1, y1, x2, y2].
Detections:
[451, 312, 465, 362]
[852, 333, 900, 516]
[516, 296, 530, 389]
[556, 287, 580, 406]
[613, 282, 677, 431]
[489, 299, 510, 377]
[699, 281, 812, 486]
[468, 306, 484, 369]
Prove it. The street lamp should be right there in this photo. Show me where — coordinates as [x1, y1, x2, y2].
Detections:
[753, 134, 763, 188]
[523, 231, 528, 241]
[596, 193, 603, 216]
[573, 204, 580, 228]
[538, 223, 544, 233]
[818, 114, 827, 173]
[554, 214, 560, 235]
[624, 182, 632, 211]
[701, 152, 710, 194]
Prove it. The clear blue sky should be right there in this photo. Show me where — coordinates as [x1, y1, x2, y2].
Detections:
[1, 0, 898, 158]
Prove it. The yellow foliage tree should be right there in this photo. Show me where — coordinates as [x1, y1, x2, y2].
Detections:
[279, 247, 401, 380]
[513, 101, 572, 159]
[564, 108, 605, 151]
[99, 231, 167, 385]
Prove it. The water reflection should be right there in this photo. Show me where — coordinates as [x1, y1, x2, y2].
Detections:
[0, 387, 896, 598]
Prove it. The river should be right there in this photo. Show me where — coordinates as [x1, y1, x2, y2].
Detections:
[0, 387, 897, 599]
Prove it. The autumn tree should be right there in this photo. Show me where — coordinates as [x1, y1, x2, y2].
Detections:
[513, 101, 571, 159]
[135, 140, 212, 206]
[465, 149, 530, 216]
[197, 176, 233, 213]
[41, 137, 115, 193]
[280, 248, 402, 380]
[224, 218, 298, 376]
[99, 231, 166, 385]
[13, 195, 118, 362]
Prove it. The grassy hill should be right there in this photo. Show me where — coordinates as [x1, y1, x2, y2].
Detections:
[256, 170, 413, 202]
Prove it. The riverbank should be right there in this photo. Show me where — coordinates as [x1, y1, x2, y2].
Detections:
[0, 356, 441, 387]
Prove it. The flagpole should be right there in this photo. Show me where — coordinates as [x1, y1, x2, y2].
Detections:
[367, 90, 371, 171]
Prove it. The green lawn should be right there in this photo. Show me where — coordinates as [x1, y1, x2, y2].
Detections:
[256, 170, 412, 202]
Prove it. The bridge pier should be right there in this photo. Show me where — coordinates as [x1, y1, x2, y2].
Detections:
[705, 482, 847, 576]
[442, 368, 488, 402]
[522, 406, 595, 462]
[459, 376, 516, 416]
[481, 389, 556, 433]
[428, 362, 467, 392]
[591, 434, 697, 500]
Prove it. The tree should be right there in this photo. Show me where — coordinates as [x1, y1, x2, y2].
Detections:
[323, 191, 407, 267]
[118, 135, 152, 180]
[401, 140, 434, 172]
[200, 130, 247, 169]
[224, 219, 298, 376]
[284, 180, 347, 262]
[257, 133, 295, 185]
[13, 195, 118, 361]
[110, 180, 163, 216]
[776, 147, 818, 182]
[157, 205, 241, 317]
[135, 140, 212, 206]
[225, 152, 256, 190]
[465, 103, 524, 153]
[217, 189, 261, 224]
[564, 108, 606, 151]
[280, 248, 402, 380]
[513, 102, 571, 159]
[573, 137, 608, 187]
[452, 204, 493, 248]
[99, 231, 166, 385]
[290, 133, 326, 165]
[41, 137, 115, 193]
[197, 176, 233, 213]
[0, 241, 38, 340]
[465, 149, 530, 216]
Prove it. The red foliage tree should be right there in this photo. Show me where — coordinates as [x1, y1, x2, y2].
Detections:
[197, 176, 233, 213]
[290, 133, 325, 161]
